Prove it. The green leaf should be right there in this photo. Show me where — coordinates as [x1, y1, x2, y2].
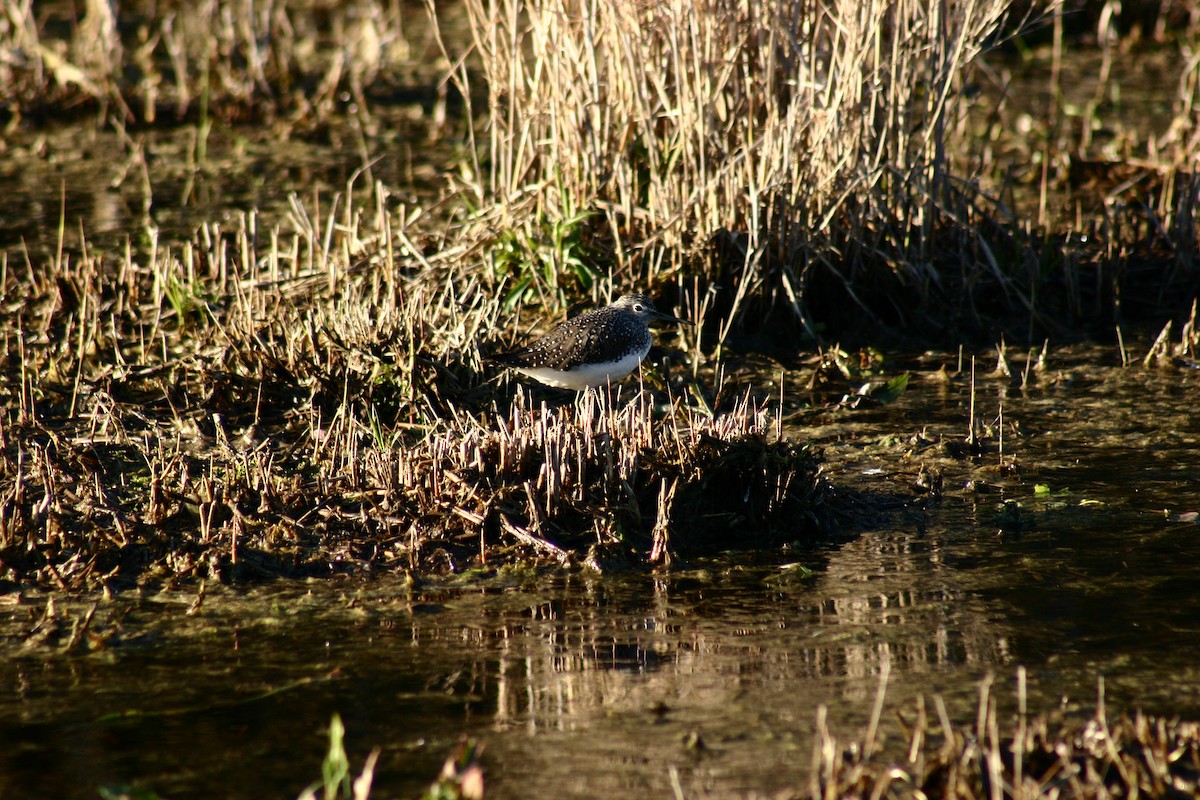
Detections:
[872, 372, 910, 404]
[503, 274, 534, 311]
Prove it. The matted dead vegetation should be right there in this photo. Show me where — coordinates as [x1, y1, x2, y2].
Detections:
[2, 1, 1200, 593]
[0, 189, 843, 590]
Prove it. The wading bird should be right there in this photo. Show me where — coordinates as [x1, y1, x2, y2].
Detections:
[490, 293, 691, 390]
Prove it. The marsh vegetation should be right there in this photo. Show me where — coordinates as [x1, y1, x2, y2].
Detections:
[2, 0, 1200, 797]
[4, 0, 1197, 588]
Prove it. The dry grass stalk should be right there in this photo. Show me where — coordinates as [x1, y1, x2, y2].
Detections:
[455, 0, 1026, 330]
[812, 673, 1200, 799]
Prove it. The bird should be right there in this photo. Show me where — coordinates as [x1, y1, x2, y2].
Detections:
[489, 293, 691, 390]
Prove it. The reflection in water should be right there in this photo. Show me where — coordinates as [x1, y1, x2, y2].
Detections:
[368, 536, 1024, 798]
[1, 355, 1199, 798]
[475, 542, 1016, 747]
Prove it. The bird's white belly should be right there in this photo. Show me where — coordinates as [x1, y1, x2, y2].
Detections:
[516, 347, 649, 390]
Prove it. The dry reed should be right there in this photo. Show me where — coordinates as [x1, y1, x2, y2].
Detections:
[812, 671, 1200, 799]
[452, 0, 1035, 333]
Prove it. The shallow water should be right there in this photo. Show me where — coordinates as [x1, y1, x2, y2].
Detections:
[2, 349, 1199, 799]
[0, 103, 452, 269]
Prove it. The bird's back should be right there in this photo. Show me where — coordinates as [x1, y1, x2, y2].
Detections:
[493, 306, 652, 370]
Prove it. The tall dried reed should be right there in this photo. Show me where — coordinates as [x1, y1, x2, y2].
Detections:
[453, 0, 1025, 332]
[1, 0, 413, 123]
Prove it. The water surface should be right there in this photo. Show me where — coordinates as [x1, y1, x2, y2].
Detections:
[2, 349, 1199, 799]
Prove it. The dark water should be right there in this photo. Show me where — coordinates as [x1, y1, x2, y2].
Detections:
[2, 350, 1199, 799]
[0, 111, 445, 264]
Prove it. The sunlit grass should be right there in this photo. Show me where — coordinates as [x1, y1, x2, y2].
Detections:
[0, 171, 835, 589]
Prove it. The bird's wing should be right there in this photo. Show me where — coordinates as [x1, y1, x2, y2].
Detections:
[562, 313, 625, 369]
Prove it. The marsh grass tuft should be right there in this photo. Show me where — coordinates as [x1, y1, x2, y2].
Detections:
[452, 0, 1040, 334]
[812, 671, 1200, 799]
[438, 0, 1200, 340]
[372, 388, 828, 570]
[0, 178, 836, 590]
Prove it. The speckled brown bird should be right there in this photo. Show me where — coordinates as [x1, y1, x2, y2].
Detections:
[490, 294, 690, 390]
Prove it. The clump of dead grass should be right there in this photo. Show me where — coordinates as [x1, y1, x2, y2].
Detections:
[363, 388, 828, 571]
[813, 670, 1200, 799]
[0, 178, 837, 591]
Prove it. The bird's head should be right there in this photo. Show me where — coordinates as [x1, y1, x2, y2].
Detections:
[612, 293, 691, 326]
